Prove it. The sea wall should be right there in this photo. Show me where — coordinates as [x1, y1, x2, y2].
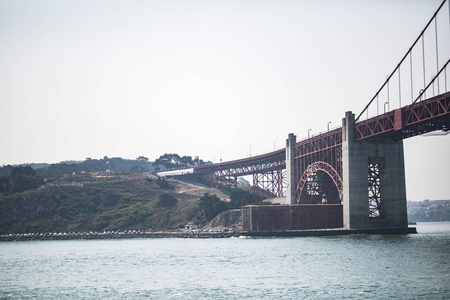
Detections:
[242, 204, 343, 231]
[0, 231, 240, 241]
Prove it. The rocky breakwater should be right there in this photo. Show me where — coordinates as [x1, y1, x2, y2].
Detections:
[0, 230, 241, 241]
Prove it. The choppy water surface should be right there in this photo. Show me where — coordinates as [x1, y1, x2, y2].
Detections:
[1, 222, 450, 299]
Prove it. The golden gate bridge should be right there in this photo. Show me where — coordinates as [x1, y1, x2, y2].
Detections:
[158, 0, 450, 233]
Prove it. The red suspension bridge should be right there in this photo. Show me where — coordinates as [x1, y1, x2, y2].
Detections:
[159, 0, 450, 231]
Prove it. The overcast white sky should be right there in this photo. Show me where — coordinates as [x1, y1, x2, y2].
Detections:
[1, 0, 449, 201]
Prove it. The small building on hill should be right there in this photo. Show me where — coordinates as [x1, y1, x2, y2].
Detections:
[185, 222, 198, 230]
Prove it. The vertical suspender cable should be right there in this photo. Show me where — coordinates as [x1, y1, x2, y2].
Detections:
[398, 68, 402, 108]
[445, 66, 448, 91]
[410, 52, 414, 103]
[387, 76, 390, 111]
[435, 17, 440, 93]
[377, 95, 379, 115]
[432, 75, 435, 95]
[422, 34, 426, 99]
[355, 0, 447, 122]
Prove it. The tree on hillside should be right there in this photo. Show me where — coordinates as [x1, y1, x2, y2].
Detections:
[229, 190, 265, 209]
[153, 153, 182, 169]
[156, 177, 173, 189]
[40, 163, 82, 178]
[136, 156, 149, 162]
[129, 165, 145, 173]
[33, 156, 155, 178]
[0, 165, 14, 177]
[10, 166, 44, 193]
[0, 176, 12, 194]
[157, 193, 178, 208]
[153, 153, 206, 170]
[193, 156, 205, 166]
[198, 193, 228, 222]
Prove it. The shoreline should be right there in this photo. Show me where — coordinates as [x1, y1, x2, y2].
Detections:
[0, 226, 417, 241]
[0, 231, 241, 241]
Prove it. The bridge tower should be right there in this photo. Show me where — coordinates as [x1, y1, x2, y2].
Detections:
[286, 133, 296, 204]
[342, 111, 408, 229]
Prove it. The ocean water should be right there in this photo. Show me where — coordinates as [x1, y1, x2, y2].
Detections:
[1, 222, 449, 299]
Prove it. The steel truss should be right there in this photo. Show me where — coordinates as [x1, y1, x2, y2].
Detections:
[202, 173, 237, 188]
[194, 149, 286, 195]
[293, 129, 343, 204]
[368, 162, 381, 218]
[355, 92, 450, 140]
[252, 169, 286, 197]
[159, 94, 448, 204]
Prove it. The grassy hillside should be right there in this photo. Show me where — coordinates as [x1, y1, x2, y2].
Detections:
[0, 173, 231, 234]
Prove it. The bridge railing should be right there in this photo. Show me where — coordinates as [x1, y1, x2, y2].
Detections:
[356, 0, 450, 123]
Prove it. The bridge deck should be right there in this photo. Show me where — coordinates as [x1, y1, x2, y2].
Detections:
[158, 92, 449, 183]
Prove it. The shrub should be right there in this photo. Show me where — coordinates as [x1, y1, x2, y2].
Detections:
[198, 193, 228, 221]
[156, 177, 173, 189]
[157, 193, 177, 208]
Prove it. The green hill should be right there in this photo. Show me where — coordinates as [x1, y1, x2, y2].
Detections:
[0, 173, 232, 235]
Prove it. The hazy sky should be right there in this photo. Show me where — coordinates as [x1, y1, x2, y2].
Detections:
[1, 0, 449, 201]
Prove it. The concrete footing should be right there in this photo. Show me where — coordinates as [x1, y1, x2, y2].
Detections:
[242, 204, 343, 231]
[242, 227, 417, 237]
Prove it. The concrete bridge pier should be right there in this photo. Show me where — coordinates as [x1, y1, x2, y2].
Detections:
[286, 133, 297, 204]
[342, 111, 408, 229]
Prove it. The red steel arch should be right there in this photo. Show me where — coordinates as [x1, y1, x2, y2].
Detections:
[296, 161, 343, 204]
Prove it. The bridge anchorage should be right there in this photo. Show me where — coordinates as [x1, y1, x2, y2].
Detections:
[160, 0, 450, 234]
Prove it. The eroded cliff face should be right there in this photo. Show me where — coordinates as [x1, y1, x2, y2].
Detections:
[204, 209, 242, 230]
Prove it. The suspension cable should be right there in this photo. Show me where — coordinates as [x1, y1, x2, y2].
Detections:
[355, 0, 448, 122]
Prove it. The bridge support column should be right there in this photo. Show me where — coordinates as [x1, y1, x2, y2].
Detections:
[342, 111, 408, 229]
[286, 133, 296, 204]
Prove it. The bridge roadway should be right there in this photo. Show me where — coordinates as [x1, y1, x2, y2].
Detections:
[159, 91, 449, 200]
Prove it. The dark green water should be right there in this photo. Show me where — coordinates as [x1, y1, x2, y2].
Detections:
[1, 222, 449, 299]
